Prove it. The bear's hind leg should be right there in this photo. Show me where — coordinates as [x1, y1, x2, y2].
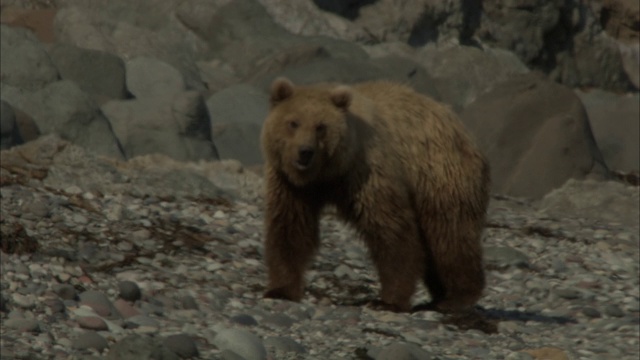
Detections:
[357, 205, 425, 312]
[421, 217, 485, 313]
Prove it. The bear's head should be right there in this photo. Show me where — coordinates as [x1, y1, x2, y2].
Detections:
[261, 77, 355, 187]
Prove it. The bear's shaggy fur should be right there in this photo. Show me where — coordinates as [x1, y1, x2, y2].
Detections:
[260, 77, 490, 312]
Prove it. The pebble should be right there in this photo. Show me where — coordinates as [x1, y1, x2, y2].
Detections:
[375, 342, 432, 360]
[213, 328, 267, 360]
[230, 313, 258, 326]
[4, 318, 40, 333]
[73, 331, 109, 352]
[126, 315, 160, 328]
[582, 307, 602, 318]
[164, 333, 199, 359]
[53, 284, 78, 300]
[77, 316, 109, 331]
[555, 288, 581, 300]
[604, 304, 625, 317]
[12, 293, 36, 309]
[118, 281, 142, 302]
[113, 298, 140, 319]
[0, 138, 638, 360]
[79, 290, 116, 318]
[264, 336, 306, 354]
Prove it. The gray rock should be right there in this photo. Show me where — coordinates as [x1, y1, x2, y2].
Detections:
[478, 0, 633, 91]
[180, 295, 199, 310]
[0, 100, 22, 149]
[604, 304, 625, 318]
[484, 246, 530, 269]
[164, 333, 199, 359]
[73, 331, 109, 352]
[211, 122, 264, 166]
[262, 313, 295, 328]
[47, 43, 128, 100]
[3, 318, 40, 333]
[264, 336, 306, 354]
[505, 352, 535, 360]
[577, 89, 639, 172]
[219, 350, 246, 360]
[618, 41, 639, 89]
[0, 24, 59, 91]
[54, 4, 206, 92]
[107, 334, 179, 360]
[555, 288, 581, 300]
[53, 284, 77, 300]
[126, 57, 186, 99]
[77, 316, 109, 331]
[258, 0, 369, 41]
[230, 314, 258, 326]
[79, 290, 119, 319]
[205, 84, 269, 165]
[461, 73, 608, 199]
[118, 281, 142, 302]
[418, 44, 529, 111]
[126, 315, 160, 328]
[186, 0, 368, 78]
[538, 179, 640, 229]
[102, 91, 218, 161]
[376, 342, 432, 360]
[206, 84, 269, 128]
[213, 328, 267, 360]
[582, 307, 602, 318]
[0, 80, 124, 159]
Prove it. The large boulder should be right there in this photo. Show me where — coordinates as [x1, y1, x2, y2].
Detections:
[0, 100, 22, 150]
[0, 24, 59, 91]
[461, 73, 609, 199]
[54, 1, 207, 92]
[0, 7, 57, 43]
[418, 44, 529, 110]
[577, 89, 639, 172]
[1, 81, 123, 159]
[180, 0, 369, 79]
[257, 0, 370, 41]
[125, 57, 185, 99]
[478, 0, 634, 91]
[206, 84, 269, 166]
[101, 91, 218, 161]
[47, 43, 128, 100]
[538, 179, 639, 231]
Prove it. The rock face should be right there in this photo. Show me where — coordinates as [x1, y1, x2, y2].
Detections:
[461, 73, 609, 199]
[576, 89, 640, 173]
[0, 0, 638, 199]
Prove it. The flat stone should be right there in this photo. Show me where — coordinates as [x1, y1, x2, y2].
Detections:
[4, 318, 40, 332]
[213, 328, 267, 360]
[264, 336, 306, 354]
[77, 316, 109, 331]
[73, 331, 109, 352]
[165, 333, 199, 359]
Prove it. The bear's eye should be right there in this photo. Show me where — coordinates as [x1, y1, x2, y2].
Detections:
[316, 123, 326, 135]
[288, 120, 299, 130]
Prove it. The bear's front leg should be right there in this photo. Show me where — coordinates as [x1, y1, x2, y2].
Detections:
[350, 187, 425, 313]
[263, 176, 321, 302]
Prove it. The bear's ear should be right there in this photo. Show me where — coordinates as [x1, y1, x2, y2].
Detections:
[330, 86, 352, 110]
[270, 77, 295, 106]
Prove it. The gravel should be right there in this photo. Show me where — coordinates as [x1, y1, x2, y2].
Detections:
[1, 139, 639, 360]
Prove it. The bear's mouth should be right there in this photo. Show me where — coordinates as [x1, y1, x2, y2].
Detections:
[293, 160, 311, 171]
[293, 147, 315, 170]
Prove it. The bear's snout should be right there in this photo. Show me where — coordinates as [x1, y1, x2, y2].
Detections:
[295, 146, 315, 170]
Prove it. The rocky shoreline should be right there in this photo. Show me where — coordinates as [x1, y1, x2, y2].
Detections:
[1, 136, 638, 359]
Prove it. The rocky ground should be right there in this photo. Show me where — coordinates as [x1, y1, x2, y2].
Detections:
[0, 136, 638, 360]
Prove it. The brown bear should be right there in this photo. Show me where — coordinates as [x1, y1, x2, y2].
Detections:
[260, 77, 490, 313]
